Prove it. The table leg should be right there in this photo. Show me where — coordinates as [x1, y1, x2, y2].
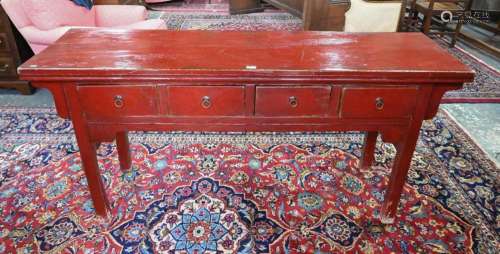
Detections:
[75, 132, 110, 217]
[360, 131, 377, 169]
[116, 131, 131, 171]
[380, 128, 420, 224]
[65, 85, 110, 217]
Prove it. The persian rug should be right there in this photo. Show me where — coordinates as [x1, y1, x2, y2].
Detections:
[147, 0, 241, 13]
[0, 107, 498, 253]
[154, 10, 301, 32]
[433, 37, 500, 103]
[150, 2, 500, 103]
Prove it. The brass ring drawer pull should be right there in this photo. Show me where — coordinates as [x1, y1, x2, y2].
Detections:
[289, 96, 298, 108]
[201, 96, 212, 109]
[0, 63, 9, 72]
[375, 97, 384, 110]
[114, 95, 124, 108]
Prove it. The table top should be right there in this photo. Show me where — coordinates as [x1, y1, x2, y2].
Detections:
[19, 29, 474, 83]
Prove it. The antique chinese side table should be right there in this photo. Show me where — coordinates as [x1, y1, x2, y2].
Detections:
[19, 29, 474, 223]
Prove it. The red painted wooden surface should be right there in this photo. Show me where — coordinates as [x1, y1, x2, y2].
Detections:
[341, 87, 419, 119]
[255, 86, 331, 116]
[18, 29, 474, 222]
[19, 29, 472, 83]
[78, 85, 157, 119]
[166, 86, 246, 116]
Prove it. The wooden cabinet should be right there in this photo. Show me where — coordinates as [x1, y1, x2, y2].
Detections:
[229, 0, 265, 14]
[0, 5, 33, 95]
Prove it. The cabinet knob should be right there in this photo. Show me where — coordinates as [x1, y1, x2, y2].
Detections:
[289, 96, 298, 108]
[201, 96, 211, 109]
[0, 63, 9, 72]
[375, 97, 384, 110]
[114, 95, 124, 108]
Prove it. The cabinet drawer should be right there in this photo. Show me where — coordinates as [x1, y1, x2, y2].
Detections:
[341, 87, 418, 118]
[255, 86, 332, 116]
[77, 85, 157, 119]
[166, 86, 246, 116]
[0, 33, 10, 52]
[0, 56, 16, 77]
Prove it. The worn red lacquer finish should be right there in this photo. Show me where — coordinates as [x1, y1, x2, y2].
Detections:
[19, 29, 474, 223]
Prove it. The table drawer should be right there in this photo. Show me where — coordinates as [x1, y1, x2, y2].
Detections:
[0, 56, 16, 77]
[255, 86, 332, 116]
[341, 87, 418, 118]
[166, 86, 246, 116]
[77, 85, 157, 119]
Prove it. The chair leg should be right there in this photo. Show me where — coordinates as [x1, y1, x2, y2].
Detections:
[422, 10, 433, 34]
[407, 1, 418, 31]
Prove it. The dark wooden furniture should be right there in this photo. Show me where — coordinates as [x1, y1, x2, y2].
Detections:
[229, 0, 266, 14]
[409, 0, 470, 47]
[19, 29, 473, 223]
[0, 5, 33, 95]
[302, 0, 349, 31]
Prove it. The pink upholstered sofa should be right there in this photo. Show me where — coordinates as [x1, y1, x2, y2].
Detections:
[1, 0, 165, 54]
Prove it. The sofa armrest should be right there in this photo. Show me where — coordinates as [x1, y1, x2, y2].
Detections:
[94, 5, 147, 27]
[19, 26, 72, 45]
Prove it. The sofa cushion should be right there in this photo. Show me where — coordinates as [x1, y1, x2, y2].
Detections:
[21, 0, 96, 31]
[0, 0, 32, 28]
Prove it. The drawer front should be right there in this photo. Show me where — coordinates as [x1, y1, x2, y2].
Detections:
[341, 87, 418, 118]
[77, 85, 157, 119]
[255, 86, 332, 116]
[0, 33, 10, 52]
[0, 56, 16, 77]
[167, 86, 246, 116]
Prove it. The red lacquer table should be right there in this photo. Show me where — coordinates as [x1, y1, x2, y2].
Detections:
[19, 29, 473, 223]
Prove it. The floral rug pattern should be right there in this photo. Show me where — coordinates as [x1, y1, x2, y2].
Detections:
[0, 107, 498, 253]
[432, 37, 500, 102]
[158, 11, 302, 32]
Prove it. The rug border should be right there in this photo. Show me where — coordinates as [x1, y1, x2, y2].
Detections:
[434, 36, 500, 104]
[441, 97, 500, 103]
[454, 44, 500, 75]
[440, 107, 500, 168]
